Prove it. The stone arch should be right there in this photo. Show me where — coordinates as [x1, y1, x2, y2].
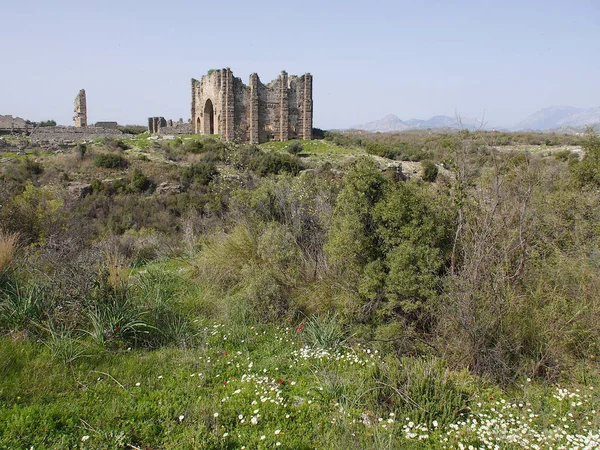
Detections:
[196, 117, 201, 134]
[203, 99, 215, 135]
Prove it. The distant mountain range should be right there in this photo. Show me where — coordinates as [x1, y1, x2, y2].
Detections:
[351, 106, 600, 133]
[351, 114, 482, 132]
[510, 106, 600, 131]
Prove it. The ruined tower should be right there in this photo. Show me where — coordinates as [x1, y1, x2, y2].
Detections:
[74, 89, 87, 127]
[191, 69, 313, 144]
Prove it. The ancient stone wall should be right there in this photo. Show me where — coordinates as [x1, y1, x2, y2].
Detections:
[74, 89, 87, 127]
[148, 117, 191, 135]
[148, 117, 167, 134]
[0, 115, 31, 135]
[30, 126, 123, 144]
[158, 123, 192, 135]
[191, 69, 313, 144]
[95, 121, 118, 129]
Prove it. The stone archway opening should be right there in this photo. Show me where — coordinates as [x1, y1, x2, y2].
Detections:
[196, 117, 201, 134]
[203, 99, 214, 135]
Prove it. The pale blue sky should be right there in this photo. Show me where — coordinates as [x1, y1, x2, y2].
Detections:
[1, 0, 599, 128]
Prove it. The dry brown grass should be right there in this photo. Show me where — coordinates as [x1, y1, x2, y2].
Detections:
[0, 230, 19, 274]
[104, 249, 129, 289]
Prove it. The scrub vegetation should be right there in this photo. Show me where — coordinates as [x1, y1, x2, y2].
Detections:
[0, 129, 599, 448]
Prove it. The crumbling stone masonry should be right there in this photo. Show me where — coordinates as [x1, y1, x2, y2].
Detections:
[191, 69, 313, 143]
[74, 89, 87, 127]
[148, 117, 192, 135]
[95, 121, 118, 128]
[148, 117, 167, 134]
[0, 115, 31, 135]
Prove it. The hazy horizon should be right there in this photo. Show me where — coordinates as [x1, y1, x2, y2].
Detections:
[2, 0, 599, 129]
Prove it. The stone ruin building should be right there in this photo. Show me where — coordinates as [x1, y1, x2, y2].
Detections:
[0, 115, 31, 135]
[73, 89, 87, 127]
[147, 117, 192, 135]
[148, 117, 168, 134]
[191, 68, 313, 144]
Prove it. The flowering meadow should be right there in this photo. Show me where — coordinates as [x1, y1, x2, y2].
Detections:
[2, 311, 599, 449]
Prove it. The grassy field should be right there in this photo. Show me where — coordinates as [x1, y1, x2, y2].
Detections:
[2, 261, 600, 449]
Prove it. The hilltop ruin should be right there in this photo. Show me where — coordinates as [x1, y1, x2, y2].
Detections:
[191, 69, 313, 143]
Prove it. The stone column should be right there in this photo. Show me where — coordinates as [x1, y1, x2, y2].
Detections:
[74, 89, 87, 127]
[302, 74, 313, 140]
[224, 68, 235, 141]
[249, 73, 260, 144]
[191, 79, 197, 134]
[279, 71, 289, 142]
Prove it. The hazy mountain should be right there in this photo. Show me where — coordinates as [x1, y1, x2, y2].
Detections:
[511, 106, 600, 131]
[352, 114, 410, 132]
[352, 114, 480, 132]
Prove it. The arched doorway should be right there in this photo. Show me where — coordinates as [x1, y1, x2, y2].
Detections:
[196, 117, 201, 134]
[203, 99, 214, 135]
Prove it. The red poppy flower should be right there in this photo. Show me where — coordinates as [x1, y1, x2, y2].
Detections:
[277, 379, 283, 385]
[223, 351, 228, 356]
[223, 381, 228, 385]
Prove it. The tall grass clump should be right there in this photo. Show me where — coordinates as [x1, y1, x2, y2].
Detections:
[0, 230, 18, 278]
[303, 312, 347, 350]
[0, 283, 54, 333]
[376, 356, 473, 428]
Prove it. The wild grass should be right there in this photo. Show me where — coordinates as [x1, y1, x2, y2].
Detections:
[0, 230, 18, 276]
[1, 319, 599, 449]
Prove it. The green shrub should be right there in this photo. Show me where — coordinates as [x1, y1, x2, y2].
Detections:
[234, 145, 303, 176]
[378, 356, 472, 427]
[77, 143, 87, 160]
[93, 153, 128, 169]
[182, 137, 225, 155]
[181, 161, 218, 188]
[128, 169, 155, 193]
[326, 157, 388, 274]
[0, 181, 65, 245]
[312, 128, 326, 139]
[251, 152, 303, 176]
[287, 141, 304, 156]
[421, 160, 439, 181]
[236, 266, 290, 321]
[554, 149, 576, 162]
[571, 132, 600, 187]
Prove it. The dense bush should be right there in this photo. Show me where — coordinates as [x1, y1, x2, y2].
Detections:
[287, 141, 304, 155]
[181, 161, 219, 188]
[571, 132, 600, 187]
[128, 169, 155, 193]
[93, 153, 129, 169]
[421, 160, 439, 181]
[181, 137, 226, 155]
[234, 145, 303, 176]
